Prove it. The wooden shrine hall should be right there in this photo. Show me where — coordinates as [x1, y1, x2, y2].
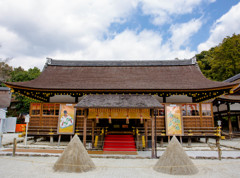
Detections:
[5, 58, 238, 155]
[213, 73, 240, 138]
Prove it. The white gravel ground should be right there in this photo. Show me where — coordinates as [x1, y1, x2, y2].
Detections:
[0, 156, 240, 178]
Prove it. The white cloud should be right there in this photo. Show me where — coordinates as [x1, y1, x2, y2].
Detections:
[51, 29, 196, 64]
[0, 26, 28, 57]
[8, 56, 46, 70]
[0, 0, 138, 56]
[0, 1, 212, 70]
[170, 18, 202, 50]
[198, 2, 240, 52]
[139, 0, 210, 25]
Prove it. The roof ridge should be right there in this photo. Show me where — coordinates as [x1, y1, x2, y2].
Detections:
[224, 73, 240, 83]
[44, 57, 196, 67]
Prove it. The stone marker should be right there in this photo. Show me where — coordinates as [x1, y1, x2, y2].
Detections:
[53, 134, 96, 173]
[154, 136, 198, 175]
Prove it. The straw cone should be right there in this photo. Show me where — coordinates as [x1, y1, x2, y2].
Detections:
[53, 134, 96, 173]
[154, 136, 198, 175]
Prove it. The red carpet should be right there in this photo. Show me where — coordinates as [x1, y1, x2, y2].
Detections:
[103, 135, 137, 152]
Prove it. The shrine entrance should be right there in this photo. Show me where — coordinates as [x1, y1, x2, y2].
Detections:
[96, 119, 143, 134]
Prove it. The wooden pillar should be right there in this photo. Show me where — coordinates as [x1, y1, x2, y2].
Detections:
[163, 96, 166, 103]
[75, 97, 79, 103]
[50, 136, 54, 145]
[58, 135, 61, 146]
[91, 119, 95, 148]
[188, 137, 192, 147]
[83, 110, 87, 147]
[151, 116, 155, 158]
[160, 137, 163, 147]
[144, 119, 148, 148]
[199, 104, 203, 127]
[227, 103, 232, 139]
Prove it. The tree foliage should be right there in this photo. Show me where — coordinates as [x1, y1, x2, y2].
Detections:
[196, 34, 240, 81]
[0, 61, 41, 116]
[10, 67, 41, 82]
[9, 67, 41, 115]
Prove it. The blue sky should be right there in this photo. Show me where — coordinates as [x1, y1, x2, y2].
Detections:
[0, 0, 240, 69]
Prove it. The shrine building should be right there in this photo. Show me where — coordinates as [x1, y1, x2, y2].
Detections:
[5, 58, 238, 154]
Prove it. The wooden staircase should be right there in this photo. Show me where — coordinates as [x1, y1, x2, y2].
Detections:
[103, 135, 137, 152]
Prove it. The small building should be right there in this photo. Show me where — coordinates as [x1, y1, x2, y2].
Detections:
[0, 87, 12, 133]
[213, 73, 240, 138]
[5, 58, 238, 154]
[0, 87, 11, 110]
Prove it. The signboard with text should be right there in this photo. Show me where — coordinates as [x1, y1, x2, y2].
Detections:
[57, 104, 76, 134]
[165, 104, 183, 136]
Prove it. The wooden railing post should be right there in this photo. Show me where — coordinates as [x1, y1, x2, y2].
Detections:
[12, 138, 17, 157]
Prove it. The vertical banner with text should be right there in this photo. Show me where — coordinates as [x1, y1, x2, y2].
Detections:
[57, 104, 76, 134]
[165, 104, 183, 136]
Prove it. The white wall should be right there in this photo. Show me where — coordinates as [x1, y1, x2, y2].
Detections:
[213, 103, 230, 112]
[153, 95, 163, 103]
[166, 95, 192, 103]
[49, 95, 76, 103]
[230, 103, 240, 111]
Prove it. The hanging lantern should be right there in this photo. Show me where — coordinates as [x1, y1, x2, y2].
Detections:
[96, 115, 99, 123]
[109, 116, 112, 124]
[140, 115, 143, 124]
[126, 115, 129, 124]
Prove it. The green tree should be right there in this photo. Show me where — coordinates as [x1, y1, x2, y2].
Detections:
[9, 67, 41, 116]
[196, 34, 240, 81]
[196, 48, 215, 80]
[10, 66, 41, 82]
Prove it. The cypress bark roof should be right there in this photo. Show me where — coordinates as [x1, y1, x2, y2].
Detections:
[224, 73, 240, 83]
[218, 95, 240, 102]
[75, 94, 163, 108]
[6, 58, 235, 91]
